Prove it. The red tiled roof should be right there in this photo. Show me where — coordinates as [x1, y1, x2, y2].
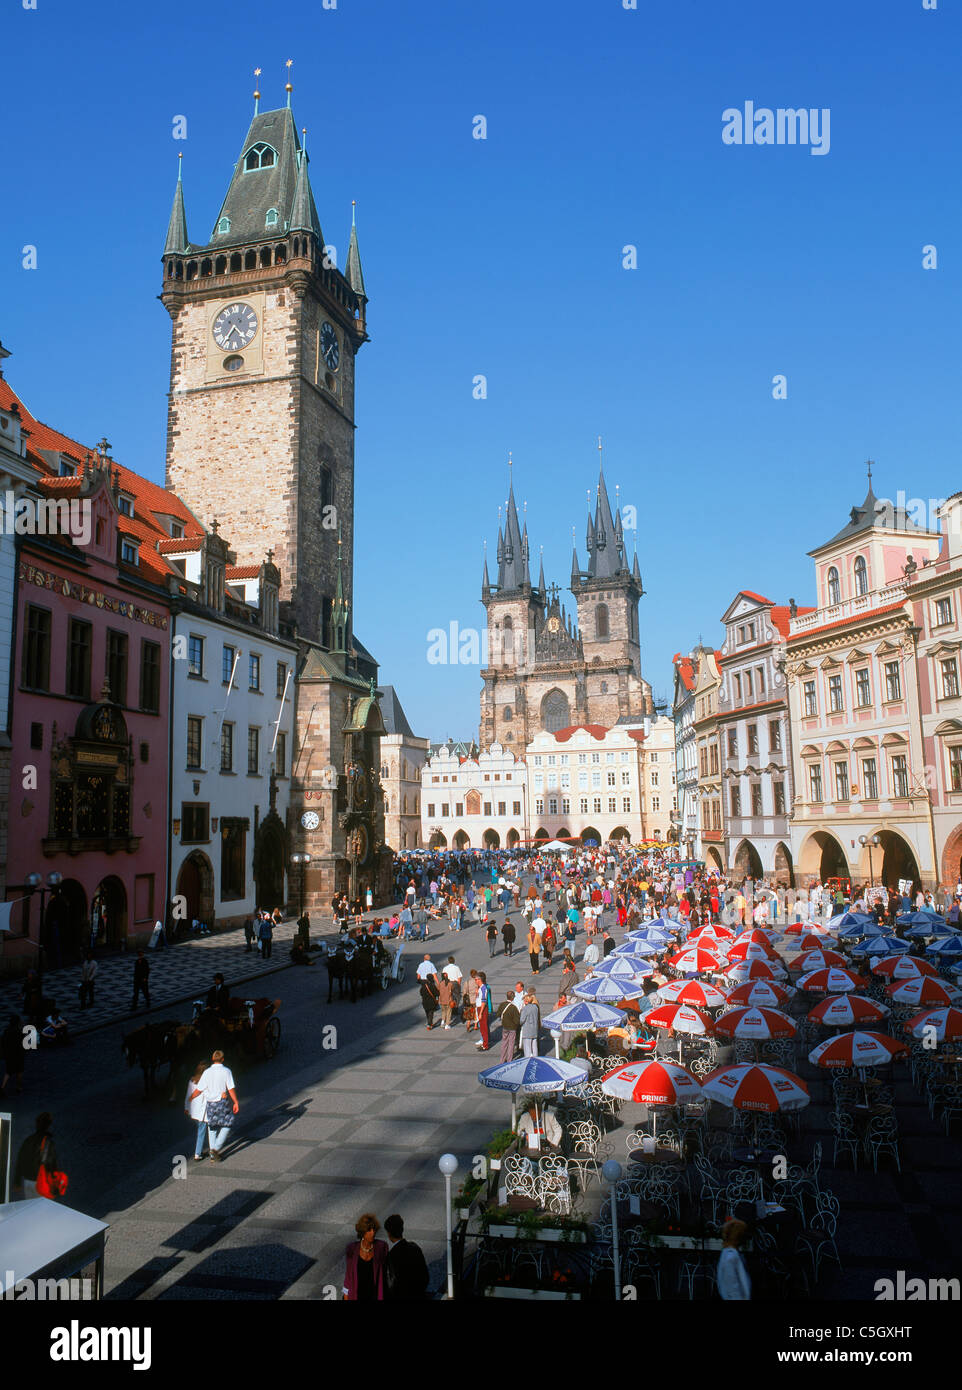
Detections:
[0, 378, 205, 585]
[157, 536, 203, 554]
[787, 602, 907, 642]
[770, 604, 815, 638]
[552, 724, 609, 742]
[740, 591, 774, 605]
[227, 564, 261, 579]
[626, 729, 647, 742]
[673, 655, 695, 691]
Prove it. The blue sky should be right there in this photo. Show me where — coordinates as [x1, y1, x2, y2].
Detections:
[5, 0, 961, 738]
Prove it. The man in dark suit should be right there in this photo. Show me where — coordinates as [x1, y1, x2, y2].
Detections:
[206, 973, 230, 1015]
[384, 1214, 430, 1299]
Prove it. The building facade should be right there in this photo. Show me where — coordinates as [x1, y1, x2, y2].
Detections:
[422, 742, 528, 850]
[378, 686, 429, 853]
[671, 651, 698, 855]
[692, 649, 723, 870]
[717, 593, 811, 884]
[479, 466, 653, 751]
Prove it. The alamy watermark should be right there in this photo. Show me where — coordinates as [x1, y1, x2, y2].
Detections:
[722, 102, 830, 156]
[0, 493, 91, 545]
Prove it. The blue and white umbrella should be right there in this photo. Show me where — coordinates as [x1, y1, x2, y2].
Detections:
[574, 976, 649, 1002]
[636, 917, 682, 934]
[478, 1054, 587, 1127]
[898, 911, 947, 928]
[613, 939, 661, 957]
[543, 1001, 625, 1033]
[927, 936, 962, 958]
[626, 929, 673, 947]
[592, 955, 655, 979]
[905, 921, 955, 938]
[829, 912, 875, 930]
[836, 921, 874, 939]
[852, 935, 911, 957]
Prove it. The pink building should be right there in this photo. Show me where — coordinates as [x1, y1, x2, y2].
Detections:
[3, 377, 177, 972]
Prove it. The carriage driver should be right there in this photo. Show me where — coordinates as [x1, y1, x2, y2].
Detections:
[206, 973, 230, 1016]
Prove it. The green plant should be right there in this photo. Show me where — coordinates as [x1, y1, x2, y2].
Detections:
[452, 1174, 484, 1211]
[486, 1128, 517, 1159]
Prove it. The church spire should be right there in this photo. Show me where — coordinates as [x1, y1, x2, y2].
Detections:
[482, 543, 491, 599]
[497, 457, 526, 592]
[347, 200, 366, 301]
[537, 547, 546, 604]
[331, 530, 349, 654]
[289, 133, 322, 239]
[163, 154, 189, 255]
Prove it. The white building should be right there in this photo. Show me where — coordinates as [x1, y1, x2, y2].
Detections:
[168, 535, 297, 927]
[378, 686, 430, 852]
[421, 741, 528, 849]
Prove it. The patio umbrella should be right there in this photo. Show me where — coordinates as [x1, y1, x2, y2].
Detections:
[734, 928, 785, 947]
[714, 1006, 797, 1042]
[725, 959, 786, 984]
[784, 920, 836, 936]
[797, 932, 833, 951]
[829, 911, 875, 930]
[808, 994, 889, 1027]
[851, 935, 911, 957]
[626, 930, 673, 948]
[727, 941, 781, 964]
[701, 1063, 810, 1137]
[796, 967, 867, 994]
[478, 1055, 586, 1128]
[790, 948, 848, 973]
[903, 919, 955, 938]
[612, 940, 661, 958]
[835, 921, 873, 940]
[887, 976, 962, 1007]
[897, 911, 947, 927]
[667, 947, 723, 973]
[574, 976, 648, 1003]
[904, 1006, 962, 1043]
[691, 924, 735, 943]
[592, 955, 655, 979]
[808, 1032, 907, 1069]
[636, 917, 683, 934]
[600, 1058, 702, 1137]
[871, 955, 938, 981]
[726, 980, 794, 1008]
[543, 1000, 625, 1058]
[655, 979, 729, 1008]
[643, 1002, 713, 1060]
[928, 934, 962, 954]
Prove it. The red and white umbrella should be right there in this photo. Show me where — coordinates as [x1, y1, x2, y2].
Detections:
[655, 978, 729, 1009]
[600, 1058, 702, 1107]
[701, 1062, 810, 1113]
[726, 941, 781, 965]
[887, 976, 962, 1007]
[668, 947, 723, 973]
[808, 1032, 907, 1069]
[725, 959, 785, 984]
[714, 1006, 797, 1042]
[644, 1003, 714, 1035]
[733, 928, 783, 948]
[691, 924, 735, 944]
[904, 1007, 962, 1042]
[796, 967, 866, 994]
[726, 980, 794, 1008]
[871, 955, 938, 981]
[808, 994, 889, 1027]
[797, 932, 833, 951]
[784, 920, 835, 937]
[791, 948, 848, 973]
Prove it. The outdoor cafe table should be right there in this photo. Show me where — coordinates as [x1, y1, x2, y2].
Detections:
[627, 1147, 684, 1168]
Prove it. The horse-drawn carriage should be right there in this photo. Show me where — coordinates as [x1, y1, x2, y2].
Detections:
[191, 995, 282, 1059]
[122, 995, 281, 1099]
[325, 937, 404, 1002]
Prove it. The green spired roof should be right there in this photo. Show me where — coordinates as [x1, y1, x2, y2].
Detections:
[208, 107, 322, 249]
[163, 156, 190, 255]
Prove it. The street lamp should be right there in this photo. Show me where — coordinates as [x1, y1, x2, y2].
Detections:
[290, 854, 311, 918]
[23, 871, 63, 993]
[438, 1152, 459, 1299]
[602, 1158, 624, 1300]
[858, 834, 881, 887]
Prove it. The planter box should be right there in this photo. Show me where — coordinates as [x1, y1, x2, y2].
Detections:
[483, 1286, 581, 1300]
[483, 1225, 587, 1243]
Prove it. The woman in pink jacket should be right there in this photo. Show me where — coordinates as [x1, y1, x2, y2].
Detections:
[343, 1213, 389, 1301]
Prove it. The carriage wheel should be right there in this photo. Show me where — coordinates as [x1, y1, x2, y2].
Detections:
[397, 962, 406, 985]
[381, 968, 390, 990]
[263, 1016, 281, 1059]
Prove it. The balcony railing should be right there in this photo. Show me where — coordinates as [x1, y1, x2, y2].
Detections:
[789, 582, 910, 637]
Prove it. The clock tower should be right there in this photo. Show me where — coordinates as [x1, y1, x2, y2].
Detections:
[160, 89, 388, 910]
[160, 98, 368, 644]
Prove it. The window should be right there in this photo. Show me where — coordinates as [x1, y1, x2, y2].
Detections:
[512, 801, 521, 815]
[950, 746, 962, 793]
[834, 762, 849, 801]
[181, 803, 209, 843]
[650, 771, 659, 787]
[710, 745, 719, 774]
[608, 797, 617, 813]
[275, 731, 287, 777]
[66, 619, 92, 700]
[607, 770, 616, 787]
[535, 798, 543, 815]
[221, 722, 234, 772]
[936, 597, 953, 627]
[652, 796, 660, 812]
[699, 748, 708, 777]
[265, 207, 279, 227]
[221, 820, 247, 901]
[593, 797, 602, 813]
[134, 873, 155, 924]
[751, 784, 763, 816]
[941, 657, 960, 699]
[606, 752, 615, 764]
[499, 801, 507, 816]
[591, 753, 600, 764]
[774, 781, 786, 815]
[747, 724, 759, 755]
[596, 604, 609, 639]
[727, 729, 738, 757]
[591, 771, 601, 789]
[769, 719, 782, 753]
[222, 645, 236, 685]
[623, 797, 631, 812]
[276, 662, 288, 697]
[106, 630, 128, 705]
[30, 723, 43, 749]
[140, 640, 161, 712]
[578, 753, 587, 765]
[186, 716, 203, 769]
[828, 673, 844, 713]
[579, 797, 589, 813]
[58, 459, 76, 477]
[712, 801, 721, 830]
[756, 666, 765, 695]
[120, 538, 139, 566]
[827, 567, 840, 605]
[803, 681, 817, 717]
[247, 726, 259, 774]
[188, 635, 204, 677]
[22, 605, 51, 690]
[862, 757, 878, 800]
[891, 754, 909, 798]
[854, 555, 868, 596]
[885, 661, 902, 702]
[809, 765, 823, 802]
[650, 751, 658, 762]
[730, 786, 741, 817]
[855, 668, 871, 707]
[483, 802, 491, 816]
[562, 797, 570, 813]
[441, 803, 449, 817]
[117, 494, 133, 517]
[244, 142, 277, 171]
[216, 217, 230, 234]
[734, 674, 742, 703]
[427, 804, 435, 818]
[745, 670, 754, 699]
[249, 653, 261, 691]
[578, 771, 588, 790]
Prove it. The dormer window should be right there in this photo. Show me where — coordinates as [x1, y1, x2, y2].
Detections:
[120, 538, 140, 566]
[265, 207, 279, 228]
[117, 494, 133, 518]
[59, 459, 76, 477]
[217, 217, 231, 235]
[244, 143, 277, 172]
[170, 521, 184, 539]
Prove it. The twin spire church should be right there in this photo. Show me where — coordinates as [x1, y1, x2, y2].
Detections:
[479, 462, 654, 748]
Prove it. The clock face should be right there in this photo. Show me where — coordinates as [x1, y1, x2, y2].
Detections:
[320, 321, 339, 371]
[300, 811, 320, 831]
[212, 303, 258, 352]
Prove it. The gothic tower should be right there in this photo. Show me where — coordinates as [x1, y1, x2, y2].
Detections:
[160, 97, 368, 645]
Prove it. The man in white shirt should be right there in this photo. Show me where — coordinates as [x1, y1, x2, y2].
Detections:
[442, 958, 462, 984]
[191, 1050, 238, 1162]
[517, 1101, 562, 1152]
[416, 956, 438, 985]
[512, 981, 526, 1010]
[583, 938, 602, 967]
